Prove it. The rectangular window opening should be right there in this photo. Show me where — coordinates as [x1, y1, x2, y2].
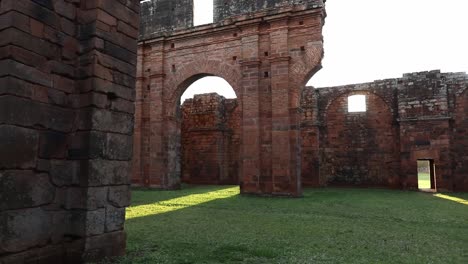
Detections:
[417, 159, 436, 191]
[193, 0, 214, 26]
[348, 95, 367, 112]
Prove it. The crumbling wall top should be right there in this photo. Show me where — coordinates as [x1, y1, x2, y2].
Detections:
[140, 0, 325, 40]
[213, 0, 325, 22]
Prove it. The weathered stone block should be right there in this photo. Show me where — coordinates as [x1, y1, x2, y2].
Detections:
[39, 131, 68, 159]
[0, 208, 52, 253]
[68, 209, 106, 237]
[65, 187, 108, 210]
[77, 108, 134, 134]
[68, 131, 133, 160]
[87, 160, 131, 186]
[108, 185, 131, 207]
[48, 160, 82, 186]
[0, 59, 52, 87]
[82, 231, 126, 262]
[0, 96, 75, 132]
[105, 205, 125, 232]
[0, 171, 54, 210]
[0, 125, 38, 169]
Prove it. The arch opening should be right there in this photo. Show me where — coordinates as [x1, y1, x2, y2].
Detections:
[177, 76, 241, 187]
[180, 76, 237, 104]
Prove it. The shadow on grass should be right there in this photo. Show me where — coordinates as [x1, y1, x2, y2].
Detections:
[120, 186, 468, 264]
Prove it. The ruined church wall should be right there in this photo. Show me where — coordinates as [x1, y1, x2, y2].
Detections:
[179, 71, 467, 191]
[302, 79, 400, 187]
[213, 0, 325, 22]
[300, 70, 468, 191]
[451, 75, 468, 191]
[139, 0, 325, 40]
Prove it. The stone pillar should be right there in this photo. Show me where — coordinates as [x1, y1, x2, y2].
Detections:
[0, 0, 139, 262]
[239, 24, 263, 194]
[269, 18, 302, 196]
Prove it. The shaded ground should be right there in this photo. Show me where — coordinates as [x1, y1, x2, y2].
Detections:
[119, 185, 468, 264]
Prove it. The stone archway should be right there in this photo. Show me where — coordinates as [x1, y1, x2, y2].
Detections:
[180, 77, 240, 185]
[133, 2, 327, 196]
[164, 70, 242, 189]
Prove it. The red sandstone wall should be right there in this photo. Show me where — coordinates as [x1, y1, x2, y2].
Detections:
[397, 72, 452, 190]
[450, 75, 468, 191]
[178, 71, 467, 191]
[319, 92, 400, 187]
[181, 94, 240, 185]
[134, 3, 326, 197]
[300, 88, 320, 186]
[300, 70, 467, 191]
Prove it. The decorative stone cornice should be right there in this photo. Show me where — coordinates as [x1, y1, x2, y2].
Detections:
[149, 73, 166, 79]
[269, 56, 291, 63]
[240, 60, 262, 66]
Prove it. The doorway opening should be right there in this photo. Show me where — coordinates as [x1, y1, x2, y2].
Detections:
[179, 76, 240, 186]
[417, 159, 436, 191]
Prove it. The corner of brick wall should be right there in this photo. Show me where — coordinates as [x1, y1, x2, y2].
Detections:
[0, 0, 139, 262]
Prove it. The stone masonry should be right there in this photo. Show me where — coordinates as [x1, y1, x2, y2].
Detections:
[0, 0, 139, 263]
[181, 93, 240, 185]
[134, 0, 326, 196]
[303, 70, 468, 191]
[177, 71, 468, 192]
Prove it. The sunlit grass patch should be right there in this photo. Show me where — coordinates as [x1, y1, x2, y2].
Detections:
[434, 193, 468, 205]
[126, 186, 238, 219]
[417, 172, 431, 189]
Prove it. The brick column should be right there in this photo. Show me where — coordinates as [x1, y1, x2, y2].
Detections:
[269, 18, 302, 196]
[239, 24, 262, 194]
[0, 0, 139, 262]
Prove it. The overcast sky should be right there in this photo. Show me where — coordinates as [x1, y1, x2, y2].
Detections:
[182, 0, 468, 102]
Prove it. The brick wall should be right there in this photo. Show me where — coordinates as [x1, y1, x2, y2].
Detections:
[0, 1, 139, 262]
[181, 93, 240, 185]
[300, 70, 468, 191]
[452, 76, 468, 191]
[169, 69, 467, 191]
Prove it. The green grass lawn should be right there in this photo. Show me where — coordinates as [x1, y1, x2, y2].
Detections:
[417, 173, 431, 189]
[119, 186, 468, 264]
